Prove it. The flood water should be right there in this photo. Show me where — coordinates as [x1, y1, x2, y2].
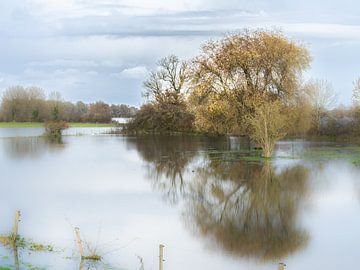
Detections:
[1, 130, 360, 270]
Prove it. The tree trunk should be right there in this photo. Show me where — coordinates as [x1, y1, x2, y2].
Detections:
[261, 117, 273, 158]
[262, 142, 273, 158]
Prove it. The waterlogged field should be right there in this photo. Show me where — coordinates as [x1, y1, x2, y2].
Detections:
[0, 122, 115, 128]
[1, 132, 360, 270]
[0, 127, 116, 138]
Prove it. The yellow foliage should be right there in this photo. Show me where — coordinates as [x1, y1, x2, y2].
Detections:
[188, 29, 311, 138]
[246, 100, 287, 157]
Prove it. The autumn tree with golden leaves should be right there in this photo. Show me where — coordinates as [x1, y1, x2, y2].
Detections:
[189, 29, 311, 156]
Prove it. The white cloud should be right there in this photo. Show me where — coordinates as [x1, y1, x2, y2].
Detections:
[27, 59, 98, 68]
[86, 71, 98, 76]
[114, 66, 148, 79]
[282, 23, 360, 39]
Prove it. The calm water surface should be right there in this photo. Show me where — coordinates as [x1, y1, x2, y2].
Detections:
[0, 127, 114, 138]
[1, 131, 360, 270]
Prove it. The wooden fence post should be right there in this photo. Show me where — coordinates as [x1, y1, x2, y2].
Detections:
[12, 210, 21, 242]
[159, 244, 164, 270]
[11, 211, 21, 270]
[74, 227, 84, 259]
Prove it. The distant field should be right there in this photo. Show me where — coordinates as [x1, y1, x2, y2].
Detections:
[0, 122, 115, 128]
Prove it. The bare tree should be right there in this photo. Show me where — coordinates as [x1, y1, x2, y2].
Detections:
[86, 101, 112, 123]
[304, 79, 338, 135]
[48, 91, 63, 120]
[0, 86, 46, 122]
[352, 77, 360, 106]
[27, 87, 46, 122]
[143, 55, 189, 104]
[351, 77, 360, 133]
[1, 86, 28, 121]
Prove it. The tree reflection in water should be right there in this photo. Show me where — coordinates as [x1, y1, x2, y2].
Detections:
[126, 135, 222, 204]
[185, 160, 310, 261]
[128, 135, 311, 261]
[2, 137, 65, 160]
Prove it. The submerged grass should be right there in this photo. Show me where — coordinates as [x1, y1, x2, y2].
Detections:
[204, 149, 273, 162]
[83, 254, 102, 261]
[0, 212, 119, 270]
[0, 122, 115, 128]
[299, 145, 360, 164]
[0, 235, 54, 253]
[203, 144, 360, 165]
[0, 235, 53, 270]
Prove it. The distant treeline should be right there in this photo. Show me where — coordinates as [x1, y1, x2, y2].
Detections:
[0, 86, 138, 123]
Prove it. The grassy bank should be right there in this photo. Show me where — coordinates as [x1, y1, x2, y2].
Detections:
[0, 122, 115, 128]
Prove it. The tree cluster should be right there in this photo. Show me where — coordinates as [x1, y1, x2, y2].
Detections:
[0, 86, 138, 123]
[110, 104, 138, 118]
[128, 30, 313, 157]
[127, 29, 360, 156]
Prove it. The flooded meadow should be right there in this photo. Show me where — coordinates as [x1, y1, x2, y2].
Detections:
[1, 129, 360, 270]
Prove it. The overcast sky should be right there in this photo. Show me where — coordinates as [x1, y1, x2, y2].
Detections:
[0, 0, 359, 106]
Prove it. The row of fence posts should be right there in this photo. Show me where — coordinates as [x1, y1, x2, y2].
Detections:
[5, 211, 287, 270]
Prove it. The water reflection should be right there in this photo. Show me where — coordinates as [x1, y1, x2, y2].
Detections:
[0, 245, 20, 270]
[126, 135, 202, 204]
[0, 239, 46, 270]
[1, 137, 65, 160]
[128, 135, 311, 262]
[185, 161, 310, 261]
[126, 135, 251, 204]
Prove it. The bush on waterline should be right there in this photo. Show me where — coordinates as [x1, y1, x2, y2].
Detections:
[44, 120, 69, 139]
